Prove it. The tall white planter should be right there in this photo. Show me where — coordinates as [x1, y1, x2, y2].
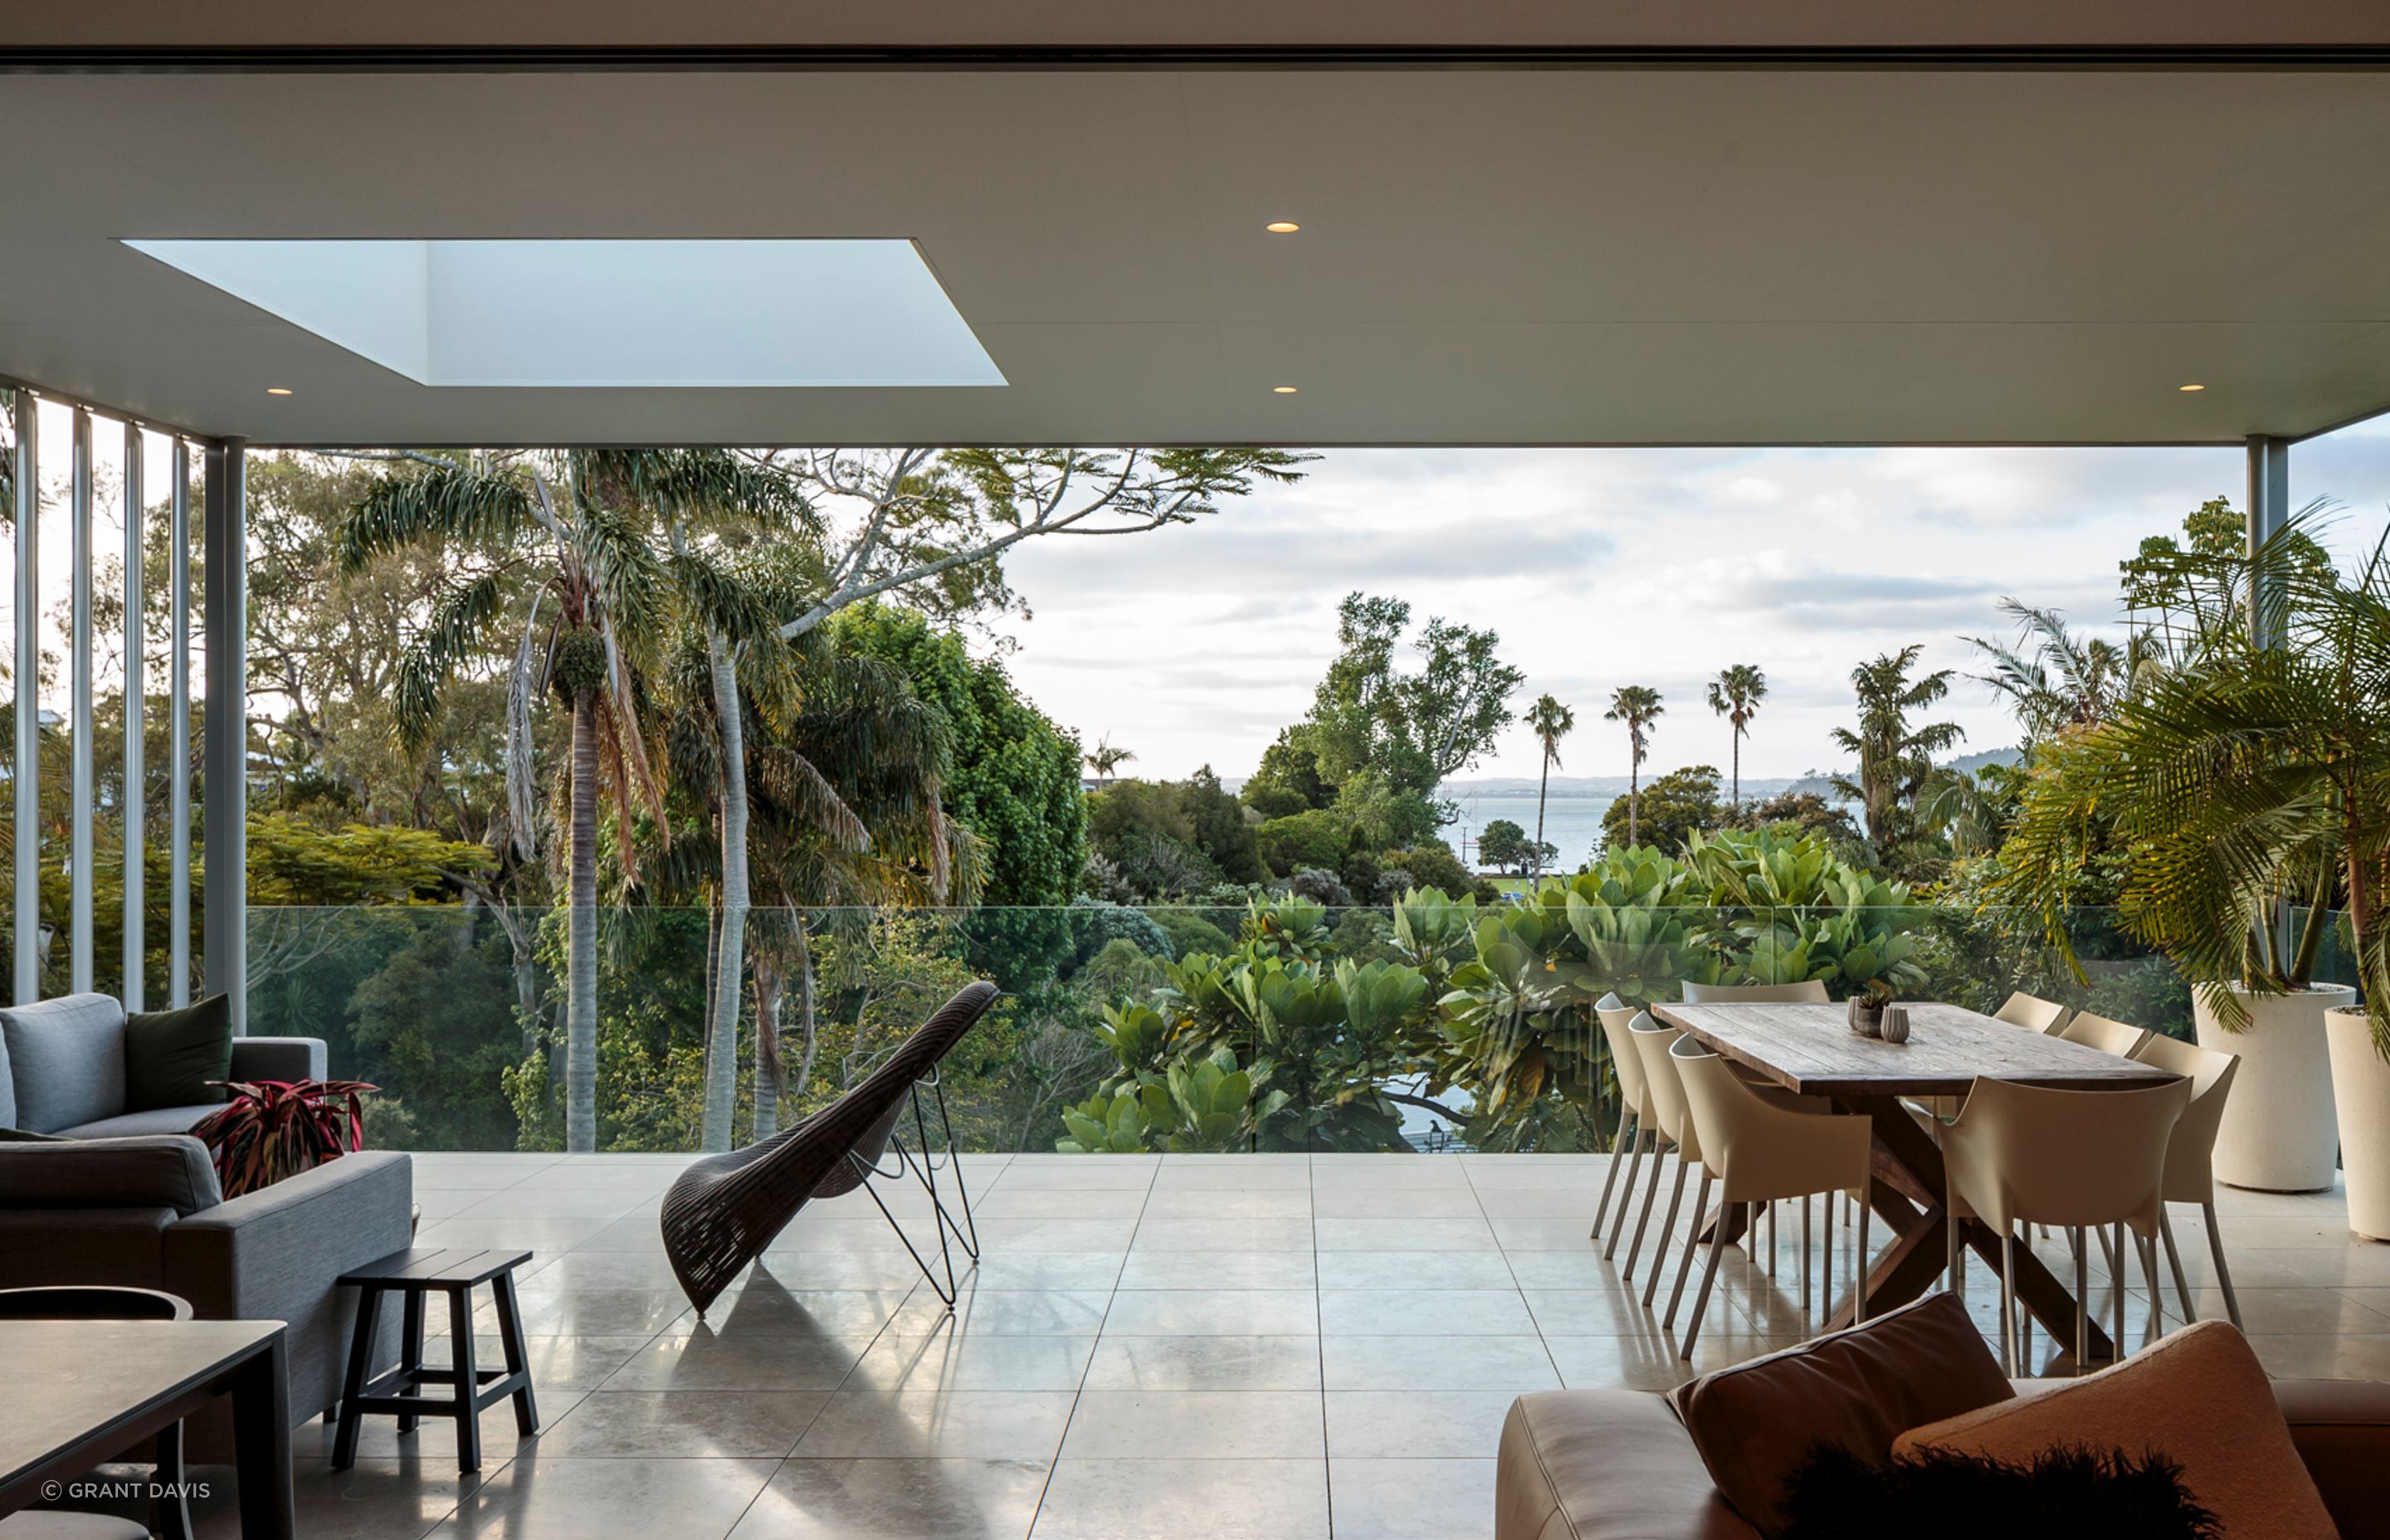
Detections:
[2193, 984, 2353, 1192]
[2326, 1007, 2390, 1240]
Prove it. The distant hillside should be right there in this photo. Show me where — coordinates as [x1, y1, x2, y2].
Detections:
[1438, 774, 1813, 801]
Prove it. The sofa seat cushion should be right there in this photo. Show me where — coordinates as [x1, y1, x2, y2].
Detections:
[124, 994, 232, 1113]
[2275, 1378, 2390, 1538]
[1897, 1320, 2335, 1539]
[0, 1133, 222, 1216]
[1499, 1390, 1758, 1540]
[1, 993, 130, 1133]
[58, 1105, 222, 1139]
[1666, 1293, 2014, 1535]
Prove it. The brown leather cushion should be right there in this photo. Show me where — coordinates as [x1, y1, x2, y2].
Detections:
[1500, 1390, 1758, 1540]
[1897, 1320, 2335, 1539]
[1665, 1293, 2014, 1534]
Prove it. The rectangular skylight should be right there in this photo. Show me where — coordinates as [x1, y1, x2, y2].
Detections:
[123, 238, 1006, 388]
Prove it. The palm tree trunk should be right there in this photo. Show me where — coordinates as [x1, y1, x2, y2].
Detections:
[566, 687, 601, 1153]
[1536, 748, 1551, 848]
[700, 641, 750, 1153]
[752, 948, 787, 1141]
[1627, 748, 1641, 846]
[1730, 730, 1741, 811]
[792, 912, 820, 1105]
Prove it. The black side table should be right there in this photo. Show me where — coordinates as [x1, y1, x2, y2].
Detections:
[330, 1247, 538, 1473]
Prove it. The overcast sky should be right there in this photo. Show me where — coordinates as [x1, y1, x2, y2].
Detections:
[997, 419, 2390, 785]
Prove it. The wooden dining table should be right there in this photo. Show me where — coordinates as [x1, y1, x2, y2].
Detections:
[1648, 999, 2183, 1361]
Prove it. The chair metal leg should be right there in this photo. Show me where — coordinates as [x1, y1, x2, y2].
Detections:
[1998, 1230, 2018, 1376]
[1853, 1200, 1871, 1323]
[1801, 1194, 1813, 1313]
[2140, 1231, 2166, 1340]
[2158, 1207, 2197, 1323]
[1680, 1201, 1736, 1359]
[1665, 1171, 1712, 1329]
[1622, 1141, 1671, 1282]
[2111, 1221, 2128, 1358]
[2202, 1202, 2245, 1331]
[1766, 1200, 1778, 1277]
[2074, 1231, 2090, 1374]
[1592, 1110, 1637, 1240]
[1603, 1128, 1650, 1260]
[1822, 1196, 1834, 1328]
[1644, 1159, 1690, 1307]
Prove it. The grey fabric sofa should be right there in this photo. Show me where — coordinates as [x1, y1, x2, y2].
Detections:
[0, 992, 325, 1138]
[0, 1133, 412, 1455]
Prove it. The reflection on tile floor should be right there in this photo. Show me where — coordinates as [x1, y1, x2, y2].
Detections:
[111, 1152, 2386, 1539]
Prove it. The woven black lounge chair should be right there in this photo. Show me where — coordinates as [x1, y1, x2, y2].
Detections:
[661, 979, 997, 1317]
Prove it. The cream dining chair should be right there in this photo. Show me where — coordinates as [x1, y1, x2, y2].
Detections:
[2060, 1010, 2153, 1060]
[1670, 1036, 1875, 1357]
[1994, 991, 2071, 1035]
[1592, 994, 1656, 1246]
[1940, 1075, 2192, 1374]
[2129, 1032, 2246, 1331]
[1620, 1012, 1699, 1289]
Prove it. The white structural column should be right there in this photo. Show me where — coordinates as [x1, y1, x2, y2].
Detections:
[2246, 434, 2291, 647]
[69, 408, 93, 995]
[168, 439, 191, 1006]
[202, 439, 246, 1029]
[122, 425, 144, 1009]
[10, 392, 36, 1002]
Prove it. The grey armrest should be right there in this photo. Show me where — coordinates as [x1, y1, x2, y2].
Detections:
[163, 1150, 413, 1313]
[0, 1133, 222, 1214]
[227, 1035, 326, 1083]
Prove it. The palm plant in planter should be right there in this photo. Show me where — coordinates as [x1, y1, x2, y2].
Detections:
[1996, 510, 2390, 1221]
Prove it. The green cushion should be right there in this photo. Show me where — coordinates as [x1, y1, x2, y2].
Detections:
[123, 995, 234, 1113]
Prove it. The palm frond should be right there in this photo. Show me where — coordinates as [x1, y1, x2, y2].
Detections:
[339, 460, 533, 575]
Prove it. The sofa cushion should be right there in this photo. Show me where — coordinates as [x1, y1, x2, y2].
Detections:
[124, 994, 232, 1113]
[0, 1124, 71, 1141]
[0, 1133, 222, 1216]
[57, 1105, 220, 1139]
[2275, 1378, 2390, 1538]
[1666, 1293, 2014, 1534]
[0, 993, 129, 1133]
[1500, 1389, 1758, 1540]
[1898, 1321, 2335, 1539]
[0, 1021, 14, 1128]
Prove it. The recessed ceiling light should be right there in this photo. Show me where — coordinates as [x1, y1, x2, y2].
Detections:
[266, 387, 293, 396]
[2178, 383, 2206, 392]
[1266, 222, 1300, 234]
[1272, 385, 1299, 394]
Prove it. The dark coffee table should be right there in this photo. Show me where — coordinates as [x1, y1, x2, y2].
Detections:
[331, 1247, 538, 1473]
[0, 1318, 291, 1540]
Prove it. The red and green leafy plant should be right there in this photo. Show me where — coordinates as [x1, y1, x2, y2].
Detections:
[189, 1079, 377, 1198]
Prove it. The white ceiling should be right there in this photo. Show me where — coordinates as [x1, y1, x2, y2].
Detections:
[4, 65, 2390, 446]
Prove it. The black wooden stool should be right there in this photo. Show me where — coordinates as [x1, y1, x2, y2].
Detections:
[331, 1247, 538, 1473]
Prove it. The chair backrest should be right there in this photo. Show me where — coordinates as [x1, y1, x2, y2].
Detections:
[1992, 992, 2070, 1035]
[1627, 1012, 1698, 1160]
[2060, 1011, 2153, 1060]
[2129, 1032, 2240, 1204]
[1680, 978, 1831, 1004]
[1672, 1036, 1871, 1201]
[1595, 993, 1651, 1118]
[1943, 1075, 2190, 1231]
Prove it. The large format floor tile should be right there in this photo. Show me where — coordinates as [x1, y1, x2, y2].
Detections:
[310, 1152, 2383, 1540]
[730, 1458, 1050, 1540]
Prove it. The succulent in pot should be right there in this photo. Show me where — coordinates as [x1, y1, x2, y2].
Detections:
[1848, 977, 1895, 1037]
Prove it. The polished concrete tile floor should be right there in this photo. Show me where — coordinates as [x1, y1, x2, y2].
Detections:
[146, 1152, 2385, 1539]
